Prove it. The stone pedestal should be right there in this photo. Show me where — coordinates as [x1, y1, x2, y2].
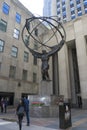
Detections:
[29, 81, 60, 117]
[39, 80, 53, 96]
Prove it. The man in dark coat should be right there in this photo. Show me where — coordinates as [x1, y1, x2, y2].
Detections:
[23, 96, 30, 126]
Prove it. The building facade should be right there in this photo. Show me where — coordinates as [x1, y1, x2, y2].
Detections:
[42, 14, 87, 109]
[59, 14, 87, 109]
[0, 0, 47, 105]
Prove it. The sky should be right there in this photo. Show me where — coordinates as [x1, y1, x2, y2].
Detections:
[19, 0, 44, 16]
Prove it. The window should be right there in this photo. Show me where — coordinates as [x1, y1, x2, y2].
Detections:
[57, 0, 60, 2]
[62, 7, 66, 12]
[24, 51, 29, 62]
[84, 2, 87, 13]
[0, 19, 7, 32]
[13, 28, 20, 39]
[71, 10, 75, 15]
[0, 39, 5, 52]
[35, 29, 38, 36]
[85, 9, 87, 13]
[57, 4, 60, 8]
[84, 3, 87, 8]
[70, 2, 74, 8]
[84, 2, 87, 11]
[22, 69, 27, 80]
[77, 7, 81, 12]
[11, 46, 18, 57]
[78, 11, 82, 16]
[62, 1, 65, 6]
[63, 14, 66, 19]
[34, 41, 38, 50]
[71, 15, 75, 19]
[24, 35, 29, 45]
[16, 13, 21, 24]
[76, 0, 80, 4]
[33, 73, 37, 82]
[58, 17, 61, 21]
[9, 66, 16, 78]
[33, 57, 37, 65]
[62, 11, 66, 19]
[57, 11, 60, 15]
[2, 2, 10, 15]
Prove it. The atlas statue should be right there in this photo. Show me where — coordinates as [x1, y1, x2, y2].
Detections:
[22, 16, 66, 81]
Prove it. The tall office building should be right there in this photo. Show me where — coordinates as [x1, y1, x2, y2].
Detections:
[43, 0, 87, 22]
[43, 0, 52, 17]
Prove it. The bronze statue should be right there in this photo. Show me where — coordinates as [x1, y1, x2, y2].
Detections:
[22, 16, 66, 81]
[41, 50, 49, 80]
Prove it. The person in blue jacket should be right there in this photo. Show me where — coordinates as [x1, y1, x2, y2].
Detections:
[23, 96, 30, 126]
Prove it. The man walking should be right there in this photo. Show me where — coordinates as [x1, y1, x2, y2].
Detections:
[23, 96, 30, 126]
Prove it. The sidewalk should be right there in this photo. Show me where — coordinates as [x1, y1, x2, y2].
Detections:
[0, 108, 87, 130]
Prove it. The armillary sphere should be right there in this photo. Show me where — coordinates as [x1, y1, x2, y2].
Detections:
[21, 16, 66, 57]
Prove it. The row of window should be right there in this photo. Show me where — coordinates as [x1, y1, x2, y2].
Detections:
[0, 39, 37, 65]
[0, 39, 28, 61]
[1, 2, 38, 36]
[0, 18, 20, 40]
[0, 63, 37, 83]
[57, 0, 87, 20]
[3, 2, 21, 24]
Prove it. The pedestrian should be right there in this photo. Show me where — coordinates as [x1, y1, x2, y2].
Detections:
[16, 99, 25, 127]
[0, 97, 4, 113]
[4, 98, 8, 113]
[23, 96, 30, 126]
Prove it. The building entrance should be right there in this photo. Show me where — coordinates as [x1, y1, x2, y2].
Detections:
[68, 43, 82, 108]
[0, 92, 14, 105]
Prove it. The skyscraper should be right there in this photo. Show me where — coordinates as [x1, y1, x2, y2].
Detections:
[43, 0, 52, 17]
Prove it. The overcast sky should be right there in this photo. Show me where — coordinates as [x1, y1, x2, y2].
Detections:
[19, 0, 44, 16]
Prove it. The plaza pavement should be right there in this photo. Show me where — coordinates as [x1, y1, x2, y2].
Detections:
[0, 108, 87, 130]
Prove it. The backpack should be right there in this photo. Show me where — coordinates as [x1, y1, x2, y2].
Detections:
[17, 106, 25, 116]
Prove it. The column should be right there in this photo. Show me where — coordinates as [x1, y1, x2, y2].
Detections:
[52, 52, 59, 95]
[74, 20, 87, 108]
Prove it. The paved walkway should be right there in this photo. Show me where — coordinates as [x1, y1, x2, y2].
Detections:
[0, 108, 87, 129]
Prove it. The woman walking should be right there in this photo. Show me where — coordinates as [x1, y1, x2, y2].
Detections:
[16, 98, 25, 130]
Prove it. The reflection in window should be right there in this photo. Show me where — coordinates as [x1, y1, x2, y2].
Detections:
[13, 28, 20, 39]
[16, 12, 21, 24]
[3, 2, 10, 15]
